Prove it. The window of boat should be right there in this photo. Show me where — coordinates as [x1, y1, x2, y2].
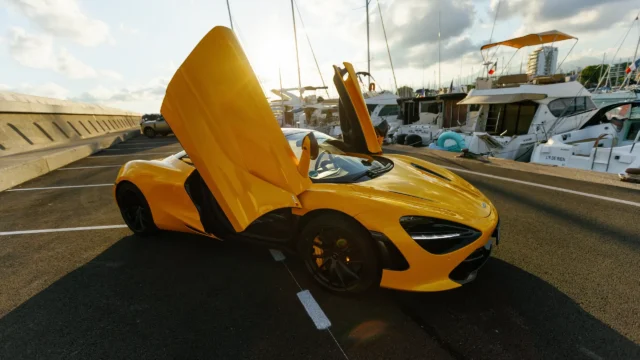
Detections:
[548, 97, 597, 117]
[469, 104, 481, 112]
[378, 105, 400, 117]
[625, 121, 640, 141]
[487, 101, 538, 136]
[420, 102, 440, 114]
[366, 104, 378, 115]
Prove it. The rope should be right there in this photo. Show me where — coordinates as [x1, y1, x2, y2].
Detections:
[376, 0, 398, 93]
[293, 0, 330, 98]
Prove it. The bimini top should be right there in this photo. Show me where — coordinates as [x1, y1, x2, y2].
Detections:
[480, 30, 577, 51]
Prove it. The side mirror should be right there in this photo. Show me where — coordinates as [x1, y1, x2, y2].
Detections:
[297, 132, 319, 176]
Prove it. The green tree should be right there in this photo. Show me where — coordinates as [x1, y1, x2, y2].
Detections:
[579, 64, 608, 87]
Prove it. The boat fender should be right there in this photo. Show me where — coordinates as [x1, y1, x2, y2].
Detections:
[436, 131, 466, 152]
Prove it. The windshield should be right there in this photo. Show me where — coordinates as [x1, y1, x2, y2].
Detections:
[284, 130, 392, 183]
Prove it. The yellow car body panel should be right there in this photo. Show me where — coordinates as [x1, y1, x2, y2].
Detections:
[160, 26, 310, 233]
[115, 26, 500, 293]
[332, 63, 382, 154]
[114, 155, 207, 235]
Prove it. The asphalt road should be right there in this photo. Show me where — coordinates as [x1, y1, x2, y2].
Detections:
[0, 135, 638, 360]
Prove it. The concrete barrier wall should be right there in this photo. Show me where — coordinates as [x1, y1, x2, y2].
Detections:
[0, 91, 141, 156]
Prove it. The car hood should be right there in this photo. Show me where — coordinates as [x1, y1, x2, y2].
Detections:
[354, 154, 492, 219]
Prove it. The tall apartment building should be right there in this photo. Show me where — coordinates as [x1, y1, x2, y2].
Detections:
[526, 46, 558, 77]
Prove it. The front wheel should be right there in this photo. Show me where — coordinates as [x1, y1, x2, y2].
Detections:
[297, 214, 381, 294]
[144, 127, 156, 138]
[116, 182, 158, 236]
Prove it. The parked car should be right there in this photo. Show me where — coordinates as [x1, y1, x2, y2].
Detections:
[114, 27, 500, 294]
[140, 113, 172, 138]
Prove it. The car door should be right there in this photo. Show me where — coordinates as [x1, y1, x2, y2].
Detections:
[161, 26, 311, 233]
[332, 62, 384, 155]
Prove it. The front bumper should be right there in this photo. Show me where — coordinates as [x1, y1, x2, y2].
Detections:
[358, 209, 499, 292]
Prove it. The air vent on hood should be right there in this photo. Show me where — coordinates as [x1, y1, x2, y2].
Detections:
[411, 163, 450, 181]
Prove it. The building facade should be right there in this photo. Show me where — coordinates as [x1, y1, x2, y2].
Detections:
[526, 47, 558, 77]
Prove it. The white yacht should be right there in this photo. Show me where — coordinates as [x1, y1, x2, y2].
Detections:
[531, 101, 640, 176]
[456, 79, 598, 161]
[445, 30, 598, 161]
[591, 88, 640, 108]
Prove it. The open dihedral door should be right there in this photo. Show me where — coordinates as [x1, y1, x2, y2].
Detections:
[161, 26, 311, 234]
[332, 62, 384, 155]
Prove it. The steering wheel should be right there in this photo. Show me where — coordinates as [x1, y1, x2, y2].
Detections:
[314, 151, 335, 171]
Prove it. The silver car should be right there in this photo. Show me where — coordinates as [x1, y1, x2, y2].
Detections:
[140, 114, 172, 138]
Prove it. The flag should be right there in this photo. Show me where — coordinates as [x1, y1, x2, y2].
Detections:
[626, 57, 640, 74]
[488, 61, 497, 75]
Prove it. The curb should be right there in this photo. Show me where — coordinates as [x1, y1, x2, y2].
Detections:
[0, 130, 138, 192]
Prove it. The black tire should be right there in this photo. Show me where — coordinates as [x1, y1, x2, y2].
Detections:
[394, 133, 407, 145]
[116, 182, 158, 236]
[297, 214, 381, 294]
[144, 127, 156, 138]
[405, 134, 423, 147]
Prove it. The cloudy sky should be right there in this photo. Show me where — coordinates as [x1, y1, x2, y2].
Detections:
[1, 0, 639, 113]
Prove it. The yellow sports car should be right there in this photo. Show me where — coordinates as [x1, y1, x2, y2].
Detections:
[114, 26, 500, 294]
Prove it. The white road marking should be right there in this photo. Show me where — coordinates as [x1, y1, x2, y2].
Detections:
[578, 346, 604, 360]
[88, 152, 174, 158]
[441, 166, 640, 208]
[297, 290, 332, 330]
[0, 225, 128, 236]
[269, 249, 286, 262]
[7, 184, 112, 191]
[105, 147, 175, 151]
[58, 165, 122, 170]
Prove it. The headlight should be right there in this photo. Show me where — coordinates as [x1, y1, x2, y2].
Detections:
[400, 216, 481, 254]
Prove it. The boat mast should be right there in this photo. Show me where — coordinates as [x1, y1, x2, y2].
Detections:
[621, 33, 640, 88]
[226, 0, 233, 30]
[290, 0, 303, 103]
[438, 8, 441, 90]
[366, 0, 370, 88]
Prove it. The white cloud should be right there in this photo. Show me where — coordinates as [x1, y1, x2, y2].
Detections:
[8, 27, 122, 80]
[2, 82, 70, 99]
[6, 0, 113, 46]
[71, 77, 169, 112]
[7, 27, 54, 69]
[119, 23, 139, 35]
[56, 47, 97, 78]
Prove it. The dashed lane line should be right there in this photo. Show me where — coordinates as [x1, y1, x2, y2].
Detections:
[88, 152, 174, 158]
[0, 225, 128, 236]
[441, 165, 640, 208]
[7, 184, 113, 191]
[268, 248, 348, 359]
[58, 165, 123, 170]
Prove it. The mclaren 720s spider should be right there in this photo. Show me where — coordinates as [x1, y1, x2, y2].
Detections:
[114, 26, 500, 294]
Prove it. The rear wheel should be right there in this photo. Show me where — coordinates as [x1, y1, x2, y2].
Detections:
[116, 182, 157, 236]
[298, 214, 380, 294]
[144, 127, 156, 138]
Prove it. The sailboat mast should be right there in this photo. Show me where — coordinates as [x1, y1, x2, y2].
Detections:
[290, 0, 303, 102]
[226, 0, 233, 30]
[438, 9, 441, 90]
[366, 0, 370, 87]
